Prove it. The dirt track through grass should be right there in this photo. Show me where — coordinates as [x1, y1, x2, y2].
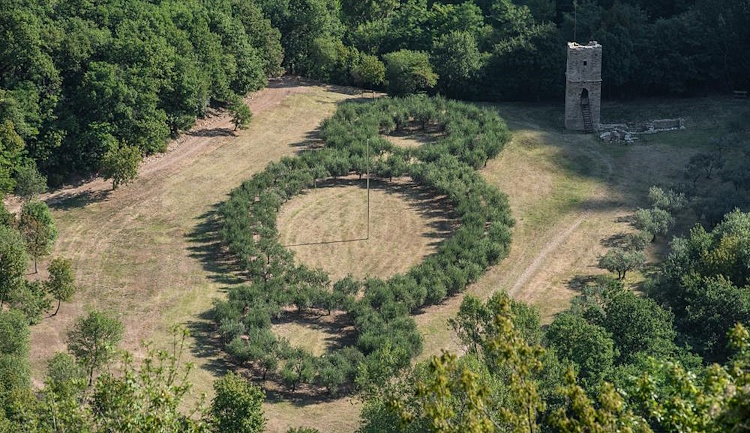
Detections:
[413, 101, 716, 359]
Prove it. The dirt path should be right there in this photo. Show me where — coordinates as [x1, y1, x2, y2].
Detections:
[508, 214, 587, 296]
[414, 124, 626, 358]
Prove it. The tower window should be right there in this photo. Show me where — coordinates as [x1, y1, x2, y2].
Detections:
[583, 61, 587, 66]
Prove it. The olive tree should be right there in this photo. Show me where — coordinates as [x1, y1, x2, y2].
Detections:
[598, 247, 645, 280]
[634, 207, 674, 242]
[648, 186, 687, 212]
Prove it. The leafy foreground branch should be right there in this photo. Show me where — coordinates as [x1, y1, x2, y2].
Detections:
[366, 292, 750, 433]
[0, 322, 268, 433]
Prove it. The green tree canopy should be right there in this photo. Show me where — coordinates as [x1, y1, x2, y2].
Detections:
[46, 257, 76, 316]
[382, 50, 438, 96]
[100, 143, 140, 190]
[654, 210, 750, 361]
[211, 372, 266, 433]
[0, 309, 29, 357]
[598, 247, 645, 280]
[0, 120, 24, 193]
[66, 310, 123, 386]
[228, 97, 253, 131]
[432, 31, 483, 97]
[599, 291, 677, 363]
[18, 200, 56, 273]
[634, 207, 673, 241]
[13, 161, 46, 202]
[546, 312, 617, 387]
[0, 225, 27, 307]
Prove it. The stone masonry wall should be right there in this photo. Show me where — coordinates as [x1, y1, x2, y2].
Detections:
[565, 42, 602, 131]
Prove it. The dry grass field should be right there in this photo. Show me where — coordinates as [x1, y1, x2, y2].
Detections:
[20, 80, 743, 433]
[277, 177, 454, 282]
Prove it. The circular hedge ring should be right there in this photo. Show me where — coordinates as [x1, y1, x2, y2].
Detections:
[212, 95, 513, 396]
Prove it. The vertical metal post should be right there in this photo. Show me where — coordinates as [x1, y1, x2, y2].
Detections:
[366, 138, 370, 240]
[573, 1, 578, 42]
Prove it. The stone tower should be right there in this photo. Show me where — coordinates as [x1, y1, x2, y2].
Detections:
[565, 41, 602, 132]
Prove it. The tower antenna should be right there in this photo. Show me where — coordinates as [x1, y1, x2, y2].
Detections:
[573, 0, 578, 41]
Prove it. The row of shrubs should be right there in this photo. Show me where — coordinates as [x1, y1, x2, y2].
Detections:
[212, 95, 513, 395]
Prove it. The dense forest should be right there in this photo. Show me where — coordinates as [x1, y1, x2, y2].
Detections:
[1, 0, 283, 186]
[2, 0, 750, 188]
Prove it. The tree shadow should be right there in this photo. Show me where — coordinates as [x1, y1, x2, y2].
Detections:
[186, 127, 235, 138]
[566, 274, 599, 294]
[185, 309, 232, 377]
[288, 128, 325, 153]
[600, 232, 630, 248]
[46, 189, 111, 211]
[262, 385, 353, 406]
[185, 205, 246, 286]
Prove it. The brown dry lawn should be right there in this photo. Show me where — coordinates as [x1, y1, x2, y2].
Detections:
[277, 177, 454, 282]
[22, 84, 739, 433]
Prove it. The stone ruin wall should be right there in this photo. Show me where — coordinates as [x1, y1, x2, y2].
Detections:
[599, 118, 685, 144]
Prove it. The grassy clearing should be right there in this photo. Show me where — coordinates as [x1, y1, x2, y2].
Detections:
[413, 98, 728, 359]
[271, 310, 354, 357]
[382, 131, 441, 148]
[27, 90, 740, 433]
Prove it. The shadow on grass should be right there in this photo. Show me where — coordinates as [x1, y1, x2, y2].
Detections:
[183, 206, 245, 380]
[186, 205, 246, 286]
[47, 189, 111, 211]
[185, 309, 232, 377]
[288, 128, 325, 152]
[262, 386, 353, 406]
[186, 127, 235, 138]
